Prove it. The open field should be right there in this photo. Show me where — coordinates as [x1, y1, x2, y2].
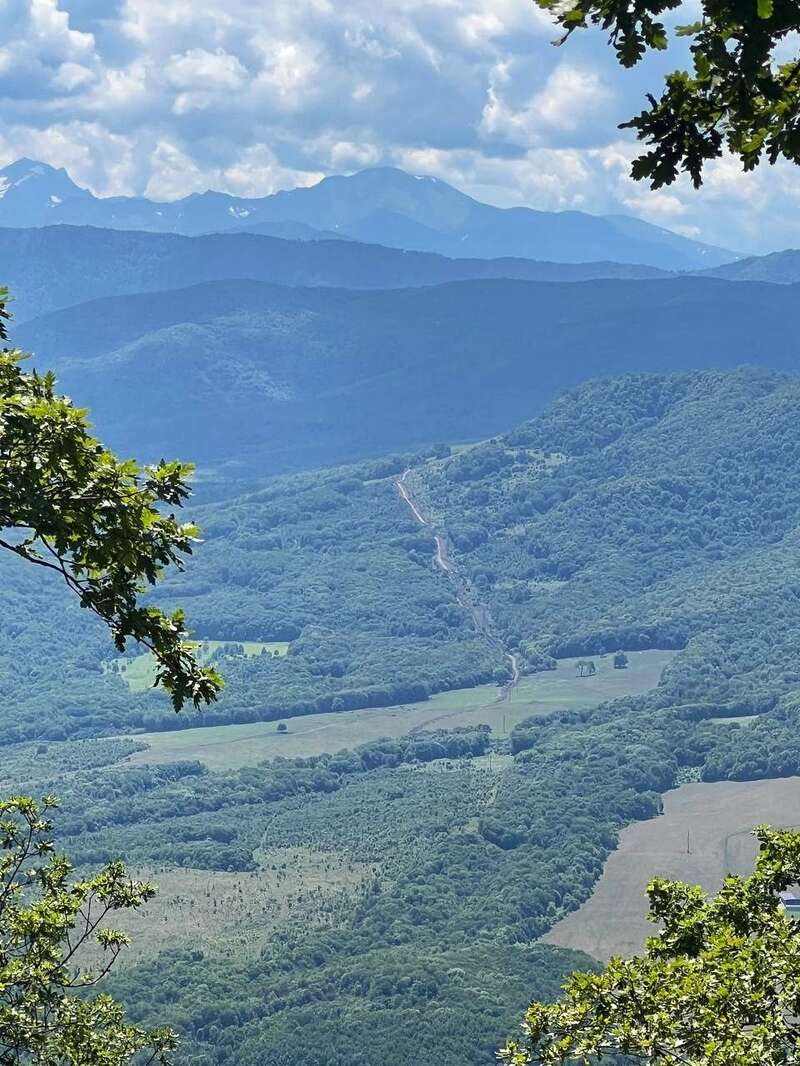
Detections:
[543, 776, 800, 961]
[107, 641, 289, 693]
[511, 650, 675, 715]
[122, 650, 675, 770]
[98, 847, 375, 966]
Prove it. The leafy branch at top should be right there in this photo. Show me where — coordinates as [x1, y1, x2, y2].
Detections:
[534, 0, 800, 187]
[0, 286, 222, 711]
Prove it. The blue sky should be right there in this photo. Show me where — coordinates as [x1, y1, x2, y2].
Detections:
[3, 0, 800, 253]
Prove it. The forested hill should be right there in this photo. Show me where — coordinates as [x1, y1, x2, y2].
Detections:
[6, 367, 800, 759]
[417, 368, 800, 719]
[0, 225, 667, 322]
[16, 275, 800, 475]
[698, 249, 800, 284]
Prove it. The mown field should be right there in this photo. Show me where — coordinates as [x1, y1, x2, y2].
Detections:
[122, 650, 675, 770]
[543, 775, 800, 961]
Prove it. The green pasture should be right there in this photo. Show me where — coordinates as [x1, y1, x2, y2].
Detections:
[106, 640, 290, 693]
[707, 715, 760, 726]
[121, 649, 675, 772]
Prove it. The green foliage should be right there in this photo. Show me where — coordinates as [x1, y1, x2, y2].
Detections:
[8, 362, 800, 1063]
[0, 288, 220, 711]
[28, 700, 677, 1064]
[421, 369, 800, 718]
[504, 826, 800, 1065]
[0, 794, 175, 1066]
[535, 0, 800, 186]
[0, 708, 672, 1063]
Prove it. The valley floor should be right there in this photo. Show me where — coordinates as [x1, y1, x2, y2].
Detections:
[543, 775, 800, 960]
[121, 650, 675, 771]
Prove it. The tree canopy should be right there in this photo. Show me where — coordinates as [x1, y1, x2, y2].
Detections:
[0, 794, 175, 1066]
[535, 0, 800, 187]
[504, 825, 800, 1065]
[0, 288, 220, 711]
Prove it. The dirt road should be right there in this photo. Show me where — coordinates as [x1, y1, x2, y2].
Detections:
[395, 467, 520, 695]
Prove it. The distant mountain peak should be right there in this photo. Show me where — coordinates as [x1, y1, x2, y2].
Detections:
[0, 157, 737, 270]
[0, 158, 89, 219]
[0, 157, 76, 184]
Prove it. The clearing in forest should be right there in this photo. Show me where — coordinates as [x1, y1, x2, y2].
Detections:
[543, 776, 800, 961]
[105, 847, 376, 965]
[106, 640, 289, 692]
[123, 650, 675, 770]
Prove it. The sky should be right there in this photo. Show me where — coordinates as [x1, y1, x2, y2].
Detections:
[2, 0, 800, 253]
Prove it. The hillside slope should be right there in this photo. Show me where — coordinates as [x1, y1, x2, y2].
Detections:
[1, 225, 667, 322]
[8, 368, 800, 1066]
[699, 249, 800, 283]
[0, 158, 734, 269]
[16, 276, 800, 474]
[4, 366, 800, 750]
[418, 368, 800, 708]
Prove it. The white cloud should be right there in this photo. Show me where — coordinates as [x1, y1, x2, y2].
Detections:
[252, 40, 320, 102]
[143, 139, 323, 200]
[165, 48, 248, 91]
[481, 60, 613, 148]
[0, 0, 797, 250]
[52, 61, 95, 91]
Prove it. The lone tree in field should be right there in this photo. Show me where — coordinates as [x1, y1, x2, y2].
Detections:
[0, 286, 221, 1062]
[534, 0, 800, 187]
[503, 825, 800, 1066]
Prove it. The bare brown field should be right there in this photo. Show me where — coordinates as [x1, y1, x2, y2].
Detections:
[123, 650, 675, 771]
[105, 847, 376, 965]
[543, 776, 800, 961]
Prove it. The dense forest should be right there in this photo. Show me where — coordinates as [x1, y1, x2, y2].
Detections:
[3, 700, 681, 1064]
[7, 367, 800, 749]
[17, 276, 800, 475]
[418, 368, 800, 708]
[5, 367, 800, 1061]
[0, 445, 506, 745]
[5, 664, 787, 1064]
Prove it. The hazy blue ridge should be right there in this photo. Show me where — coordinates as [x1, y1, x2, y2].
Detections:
[0, 223, 668, 322]
[15, 275, 800, 476]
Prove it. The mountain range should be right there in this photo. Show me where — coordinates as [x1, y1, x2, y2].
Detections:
[0, 158, 735, 270]
[16, 275, 800, 478]
[0, 225, 667, 323]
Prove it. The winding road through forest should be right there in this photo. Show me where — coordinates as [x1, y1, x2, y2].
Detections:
[396, 468, 520, 695]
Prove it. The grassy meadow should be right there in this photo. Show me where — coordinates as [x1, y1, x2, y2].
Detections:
[107, 641, 290, 693]
[82, 847, 376, 967]
[121, 650, 675, 770]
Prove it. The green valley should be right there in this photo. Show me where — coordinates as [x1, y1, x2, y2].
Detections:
[5, 363, 800, 1064]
